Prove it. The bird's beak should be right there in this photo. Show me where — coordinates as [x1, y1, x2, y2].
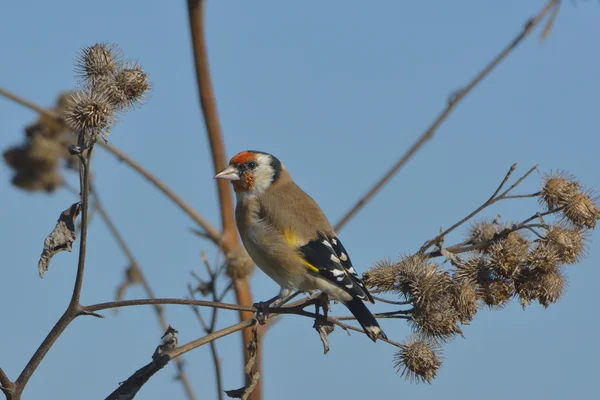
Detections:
[214, 165, 240, 181]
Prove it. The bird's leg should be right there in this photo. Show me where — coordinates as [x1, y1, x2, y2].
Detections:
[253, 288, 293, 324]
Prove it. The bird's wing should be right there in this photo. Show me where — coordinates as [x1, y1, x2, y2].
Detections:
[297, 231, 370, 301]
[258, 181, 373, 302]
[327, 235, 374, 303]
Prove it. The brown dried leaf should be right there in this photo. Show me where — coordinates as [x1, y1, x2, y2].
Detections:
[314, 319, 335, 354]
[38, 203, 81, 277]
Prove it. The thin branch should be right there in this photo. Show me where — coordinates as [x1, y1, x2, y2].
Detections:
[188, 286, 224, 400]
[333, 0, 559, 232]
[106, 319, 256, 400]
[83, 298, 256, 314]
[13, 136, 95, 398]
[419, 164, 538, 253]
[426, 207, 564, 258]
[0, 87, 221, 244]
[90, 187, 197, 400]
[99, 141, 221, 242]
[331, 320, 404, 348]
[186, 0, 258, 397]
[0, 368, 12, 398]
[0, 88, 56, 118]
[372, 296, 411, 306]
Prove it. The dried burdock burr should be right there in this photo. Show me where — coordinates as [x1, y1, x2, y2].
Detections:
[395, 336, 443, 384]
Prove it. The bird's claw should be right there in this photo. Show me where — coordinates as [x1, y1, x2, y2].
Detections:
[253, 301, 271, 325]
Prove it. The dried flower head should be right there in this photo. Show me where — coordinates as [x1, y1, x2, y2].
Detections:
[450, 279, 478, 324]
[225, 248, 255, 280]
[453, 255, 486, 285]
[527, 242, 560, 272]
[563, 191, 600, 229]
[410, 297, 462, 341]
[3, 134, 64, 192]
[75, 43, 122, 84]
[106, 63, 150, 108]
[393, 255, 447, 304]
[479, 279, 513, 308]
[514, 266, 566, 308]
[466, 218, 502, 246]
[537, 268, 566, 307]
[542, 225, 587, 264]
[395, 336, 442, 384]
[363, 258, 397, 293]
[65, 90, 114, 138]
[487, 231, 529, 278]
[540, 171, 579, 210]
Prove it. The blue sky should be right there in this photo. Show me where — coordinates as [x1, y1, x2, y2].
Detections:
[1, 1, 599, 399]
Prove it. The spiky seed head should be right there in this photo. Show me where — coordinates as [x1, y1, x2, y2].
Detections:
[514, 266, 567, 309]
[393, 255, 445, 300]
[225, 248, 255, 280]
[410, 298, 462, 341]
[487, 231, 529, 278]
[75, 43, 122, 83]
[453, 255, 486, 285]
[395, 337, 442, 384]
[537, 268, 566, 307]
[65, 90, 114, 137]
[451, 279, 478, 324]
[466, 218, 502, 247]
[527, 242, 560, 272]
[514, 269, 538, 309]
[542, 226, 586, 264]
[563, 191, 600, 229]
[479, 279, 513, 308]
[540, 171, 579, 210]
[364, 258, 397, 293]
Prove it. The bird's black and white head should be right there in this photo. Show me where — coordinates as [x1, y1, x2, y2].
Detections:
[214, 150, 282, 196]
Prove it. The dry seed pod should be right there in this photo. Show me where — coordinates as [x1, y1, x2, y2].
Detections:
[542, 226, 586, 264]
[487, 231, 529, 278]
[395, 336, 442, 384]
[363, 258, 397, 293]
[527, 242, 560, 272]
[563, 191, 600, 229]
[75, 43, 122, 84]
[540, 171, 579, 210]
[65, 90, 114, 137]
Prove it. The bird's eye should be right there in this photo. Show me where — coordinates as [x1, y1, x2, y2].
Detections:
[248, 161, 257, 169]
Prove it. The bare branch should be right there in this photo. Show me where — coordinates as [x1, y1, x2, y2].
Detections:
[91, 187, 197, 400]
[186, 0, 258, 396]
[419, 164, 539, 253]
[13, 132, 96, 398]
[0, 87, 221, 244]
[83, 298, 256, 314]
[333, 0, 559, 232]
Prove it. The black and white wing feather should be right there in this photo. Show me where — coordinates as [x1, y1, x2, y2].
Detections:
[298, 232, 372, 302]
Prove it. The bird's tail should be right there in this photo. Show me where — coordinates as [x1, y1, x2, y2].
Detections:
[344, 298, 387, 342]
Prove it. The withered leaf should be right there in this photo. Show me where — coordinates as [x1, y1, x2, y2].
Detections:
[38, 202, 81, 277]
[314, 319, 335, 354]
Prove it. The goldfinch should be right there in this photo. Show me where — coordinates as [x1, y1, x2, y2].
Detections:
[215, 150, 386, 342]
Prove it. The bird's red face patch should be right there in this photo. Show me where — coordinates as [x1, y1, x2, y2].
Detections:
[233, 172, 255, 192]
[229, 151, 257, 192]
[230, 151, 256, 166]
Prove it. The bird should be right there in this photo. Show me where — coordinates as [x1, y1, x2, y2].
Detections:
[214, 150, 387, 341]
